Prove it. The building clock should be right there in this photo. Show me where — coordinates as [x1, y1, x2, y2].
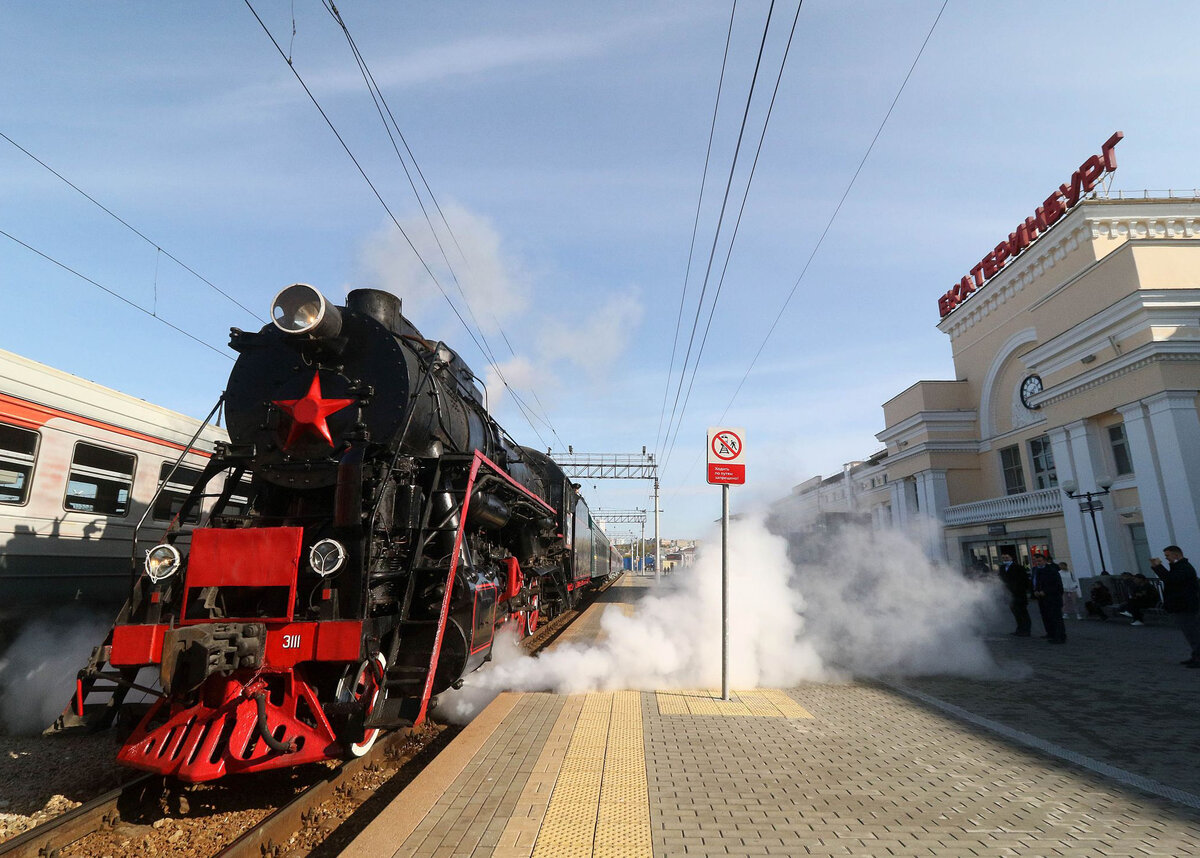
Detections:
[1020, 374, 1044, 410]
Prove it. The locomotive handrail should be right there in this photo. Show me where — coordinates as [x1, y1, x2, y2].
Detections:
[128, 395, 225, 571]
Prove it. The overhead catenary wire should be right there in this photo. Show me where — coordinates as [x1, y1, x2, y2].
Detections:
[666, 0, 950, 500]
[723, 0, 949, 417]
[243, 0, 554, 450]
[0, 229, 234, 362]
[654, 0, 740, 457]
[659, 0, 781, 468]
[0, 130, 265, 324]
[321, 1, 568, 451]
[660, 0, 802, 471]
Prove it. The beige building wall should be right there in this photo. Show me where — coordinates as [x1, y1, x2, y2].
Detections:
[874, 196, 1200, 577]
[771, 195, 1200, 581]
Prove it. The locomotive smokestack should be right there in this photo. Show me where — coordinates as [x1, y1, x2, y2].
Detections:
[271, 283, 343, 340]
[347, 289, 403, 335]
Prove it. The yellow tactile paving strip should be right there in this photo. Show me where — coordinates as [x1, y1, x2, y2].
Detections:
[492, 695, 586, 858]
[655, 688, 813, 718]
[529, 691, 651, 858]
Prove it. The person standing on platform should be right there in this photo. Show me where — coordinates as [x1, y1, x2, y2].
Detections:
[1150, 546, 1200, 667]
[1032, 554, 1067, 643]
[1057, 560, 1082, 620]
[998, 552, 1031, 637]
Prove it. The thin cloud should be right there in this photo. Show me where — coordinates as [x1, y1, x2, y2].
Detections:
[355, 203, 531, 333]
[537, 289, 645, 381]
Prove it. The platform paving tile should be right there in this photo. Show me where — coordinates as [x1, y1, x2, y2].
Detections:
[642, 679, 1200, 857]
[393, 693, 565, 858]
[895, 615, 1200, 794]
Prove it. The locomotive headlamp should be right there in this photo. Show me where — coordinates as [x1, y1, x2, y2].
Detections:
[309, 538, 347, 576]
[271, 283, 343, 339]
[145, 544, 182, 583]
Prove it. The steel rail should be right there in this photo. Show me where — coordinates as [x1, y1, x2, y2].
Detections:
[0, 774, 158, 858]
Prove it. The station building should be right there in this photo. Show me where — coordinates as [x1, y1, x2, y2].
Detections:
[773, 140, 1200, 578]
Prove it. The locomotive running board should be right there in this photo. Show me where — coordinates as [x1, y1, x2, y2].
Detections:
[409, 449, 555, 726]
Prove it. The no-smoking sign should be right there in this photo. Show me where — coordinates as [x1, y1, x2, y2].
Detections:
[706, 427, 746, 485]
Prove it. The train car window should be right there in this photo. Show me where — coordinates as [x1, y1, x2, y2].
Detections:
[152, 463, 203, 523]
[0, 423, 39, 506]
[64, 442, 136, 516]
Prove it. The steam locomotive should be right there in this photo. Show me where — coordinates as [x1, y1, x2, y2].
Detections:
[59, 285, 618, 782]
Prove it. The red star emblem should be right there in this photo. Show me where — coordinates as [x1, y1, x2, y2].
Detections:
[272, 372, 355, 448]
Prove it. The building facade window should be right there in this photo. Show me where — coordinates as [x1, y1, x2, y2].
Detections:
[1000, 445, 1026, 495]
[1028, 435, 1057, 490]
[1108, 424, 1134, 476]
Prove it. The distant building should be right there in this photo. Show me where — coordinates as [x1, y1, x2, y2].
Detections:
[773, 185, 1200, 577]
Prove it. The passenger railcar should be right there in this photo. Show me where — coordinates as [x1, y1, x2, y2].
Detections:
[0, 348, 239, 637]
[61, 285, 612, 782]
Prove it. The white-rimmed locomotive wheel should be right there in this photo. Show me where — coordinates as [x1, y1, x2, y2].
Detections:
[524, 594, 539, 636]
[337, 653, 386, 757]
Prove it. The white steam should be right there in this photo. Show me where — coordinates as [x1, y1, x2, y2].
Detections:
[0, 606, 112, 735]
[355, 203, 645, 412]
[436, 513, 1005, 724]
[356, 202, 532, 332]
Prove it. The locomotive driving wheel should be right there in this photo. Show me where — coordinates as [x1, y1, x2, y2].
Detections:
[524, 593, 540, 636]
[336, 653, 387, 757]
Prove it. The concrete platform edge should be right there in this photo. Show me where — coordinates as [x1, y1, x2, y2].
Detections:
[342, 692, 522, 857]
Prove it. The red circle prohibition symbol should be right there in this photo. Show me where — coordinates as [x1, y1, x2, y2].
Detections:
[711, 430, 742, 460]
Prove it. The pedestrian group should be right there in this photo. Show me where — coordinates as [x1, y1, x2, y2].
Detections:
[999, 544, 1200, 667]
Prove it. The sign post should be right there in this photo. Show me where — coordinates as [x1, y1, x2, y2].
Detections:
[707, 427, 745, 702]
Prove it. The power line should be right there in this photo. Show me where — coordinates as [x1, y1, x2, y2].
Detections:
[320, 1, 568, 451]
[660, 0, 802, 470]
[667, 0, 949, 501]
[655, 0, 739, 456]
[1, 229, 233, 361]
[659, 0, 779, 466]
[723, 0, 948, 419]
[243, 0, 554, 450]
[0, 130, 264, 324]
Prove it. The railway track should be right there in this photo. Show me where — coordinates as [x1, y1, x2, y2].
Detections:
[0, 575, 620, 858]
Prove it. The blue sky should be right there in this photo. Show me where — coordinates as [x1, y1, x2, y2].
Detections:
[3, 2, 1198, 537]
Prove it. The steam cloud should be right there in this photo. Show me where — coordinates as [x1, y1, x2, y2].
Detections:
[435, 512, 1007, 724]
[0, 606, 113, 735]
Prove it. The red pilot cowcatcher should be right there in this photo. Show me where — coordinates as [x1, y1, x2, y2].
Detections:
[273, 372, 355, 447]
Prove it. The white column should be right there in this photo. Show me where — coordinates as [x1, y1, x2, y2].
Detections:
[889, 481, 907, 528]
[1047, 425, 1093, 573]
[1144, 391, 1200, 553]
[915, 469, 950, 560]
[1117, 400, 1174, 557]
[1061, 419, 1120, 575]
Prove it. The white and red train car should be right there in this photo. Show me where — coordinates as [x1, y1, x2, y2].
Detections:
[0, 347, 236, 636]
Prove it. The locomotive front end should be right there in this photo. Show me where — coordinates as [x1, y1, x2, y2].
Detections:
[63, 283, 564, 783]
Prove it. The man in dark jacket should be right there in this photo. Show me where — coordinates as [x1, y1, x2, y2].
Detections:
[998, 552, 1031, 636]
[1150, 545, 1200, 667]
[1032, 554, 1066, 643]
